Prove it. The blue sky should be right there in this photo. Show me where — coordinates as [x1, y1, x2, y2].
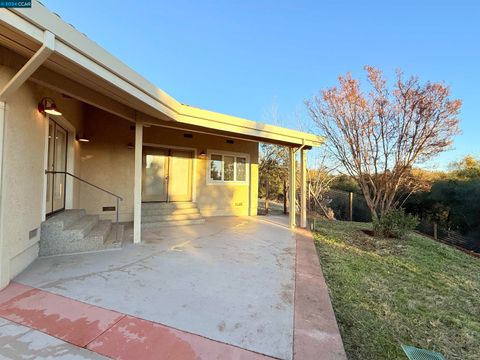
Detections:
[41, 0, 479, 169]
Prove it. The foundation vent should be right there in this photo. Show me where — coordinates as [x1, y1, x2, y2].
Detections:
[183, 133, 193, 138]
[226, 139, 235, 144]
[29, 228, 38, 240]
[103, 206, 116, 212]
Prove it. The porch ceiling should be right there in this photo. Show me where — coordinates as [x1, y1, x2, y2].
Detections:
[0, 1, 324, 148]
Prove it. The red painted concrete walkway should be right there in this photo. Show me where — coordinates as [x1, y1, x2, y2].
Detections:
[0, 282, 272, 359]
[294, 228, 347, 360]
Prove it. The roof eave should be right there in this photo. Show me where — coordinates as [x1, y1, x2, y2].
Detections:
[2, 1, 323, 147]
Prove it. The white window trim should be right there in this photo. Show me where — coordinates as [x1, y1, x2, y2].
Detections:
[206, 149, 250, 186]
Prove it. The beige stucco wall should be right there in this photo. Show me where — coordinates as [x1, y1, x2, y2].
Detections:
[77, 106, 258, 220]
[77, 106, 135, 221]
[0, 59, 84, 287]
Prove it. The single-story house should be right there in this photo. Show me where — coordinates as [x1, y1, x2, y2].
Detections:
[0, 1, 323, 290]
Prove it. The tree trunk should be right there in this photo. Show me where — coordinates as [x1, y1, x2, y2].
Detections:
[283, 179, 288, 215]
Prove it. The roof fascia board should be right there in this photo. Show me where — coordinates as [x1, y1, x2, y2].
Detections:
[179, 105, 323, 145]
[0, 8, 43, 44]
[177, 113, 316, 146]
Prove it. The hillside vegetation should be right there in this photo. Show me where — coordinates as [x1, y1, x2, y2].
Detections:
[314, 220, 480, 360]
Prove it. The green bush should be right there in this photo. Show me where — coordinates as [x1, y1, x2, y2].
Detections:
[373, 208, 419, 239]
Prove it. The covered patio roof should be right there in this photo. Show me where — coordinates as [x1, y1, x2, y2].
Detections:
[0, 1, 323, 148]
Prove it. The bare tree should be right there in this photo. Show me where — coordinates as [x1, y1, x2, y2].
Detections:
[259, 142, 288, 214]
[306, 66, 461, 219]
[305, 150, 337, 219]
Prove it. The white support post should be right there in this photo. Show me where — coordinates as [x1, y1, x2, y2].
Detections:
[300, 148, 307, 228]
[133, 122, 143, 244]
[0, 102, 9, 289]
[289, 147, 296, 229]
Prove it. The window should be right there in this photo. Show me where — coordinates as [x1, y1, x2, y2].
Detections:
[207, 152, 249, 184]
[224, 156, 235, 181]
[236, 157, 246, 181]
[210, 154, 222, 181]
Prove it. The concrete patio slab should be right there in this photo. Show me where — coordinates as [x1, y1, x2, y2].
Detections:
[14, 216, 296, 359]
[0, 317, 108, 359]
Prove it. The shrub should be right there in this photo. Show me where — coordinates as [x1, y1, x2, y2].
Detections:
[373, 208, 419, 239]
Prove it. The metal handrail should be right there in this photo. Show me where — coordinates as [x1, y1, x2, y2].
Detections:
[45, 171, 123, 243]
[45, 171, 123, 201]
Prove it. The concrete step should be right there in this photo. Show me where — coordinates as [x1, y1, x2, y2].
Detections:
[142, 213, 203, 223]
[142, 202, 198, 210]
[141, 207, 200, 216]
[142, 218, 205, 229]
[104, 223, 124, 248]
[42, 209, 86, 231]
[64, 215, 99, 240]
[40, 209, 125, 256]
[83, 220, 112, 247]
[141, 202, 205, 227]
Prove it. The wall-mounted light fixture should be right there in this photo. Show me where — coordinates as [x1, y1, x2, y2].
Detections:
[38, 97, 62, 116]
[76, 133, 90, 142]
[127, 142, 135, 149]
[199, 150, 207, 157]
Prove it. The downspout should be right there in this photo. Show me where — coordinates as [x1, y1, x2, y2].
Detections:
[0, 30, 55, 289]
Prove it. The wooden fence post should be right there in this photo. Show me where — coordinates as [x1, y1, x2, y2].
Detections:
[433, 222, 438, 240]
[349, 192, 353, 222]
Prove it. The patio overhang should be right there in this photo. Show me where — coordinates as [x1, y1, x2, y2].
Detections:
[0, 1, 324, 148]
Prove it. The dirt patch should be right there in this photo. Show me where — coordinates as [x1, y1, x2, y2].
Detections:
[361, 229, 397, 239]
[353, 230, 406, 256]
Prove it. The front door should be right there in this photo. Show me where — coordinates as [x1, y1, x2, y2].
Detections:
[45, 119, 68, 215]
[142, 147, 193, 202]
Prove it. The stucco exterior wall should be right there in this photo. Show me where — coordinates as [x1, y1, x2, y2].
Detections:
[0, 61, 84, 286]
[78, 107, 258, 220]
[77, 106, 135, 222]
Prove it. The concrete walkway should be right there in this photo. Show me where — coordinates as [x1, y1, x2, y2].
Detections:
[0, 216, 346, 359]
[0, 317, 108, 359]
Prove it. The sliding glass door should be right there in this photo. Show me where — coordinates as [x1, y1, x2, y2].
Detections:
[46, 119, 67, 215]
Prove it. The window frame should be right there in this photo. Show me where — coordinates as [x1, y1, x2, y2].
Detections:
[206, 150, 250, 185]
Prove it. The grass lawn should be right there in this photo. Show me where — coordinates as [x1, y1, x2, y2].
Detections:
[313, 220, 480, 360]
